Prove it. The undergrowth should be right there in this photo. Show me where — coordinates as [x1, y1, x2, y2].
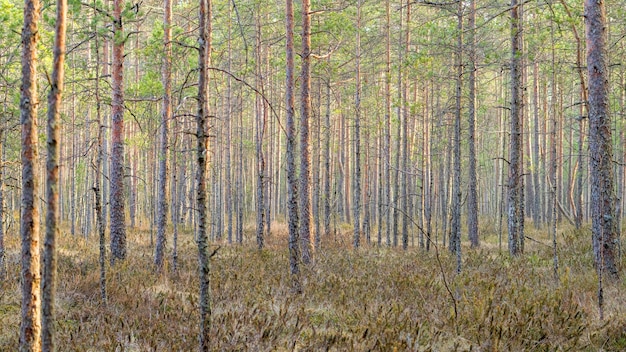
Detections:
[1, 221, 625, 351]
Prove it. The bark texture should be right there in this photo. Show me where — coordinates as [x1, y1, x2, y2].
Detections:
[0, 128, 4, 281]
[255, 14, 266, 250]
[299, 0, 313, 262]
[42, 0, 66, 348]
[197, 0, 213, 348]
[20, 0, 42, 348]
[155, 0, 172, 270]
[508, 0, 524, 256]
[110, 0, 127, 263]
[92, 2, 107, 304]
[467, 0, 479, 248]
[451, 1, 462, 271]
[585, 0, 619, 279]
[285, 0, 301, 283]
[353, 0, 362, 249]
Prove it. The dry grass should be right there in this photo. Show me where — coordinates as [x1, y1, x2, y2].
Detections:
[1, 220, 626, 351]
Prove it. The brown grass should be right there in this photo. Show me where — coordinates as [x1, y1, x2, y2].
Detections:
[1, 220, 626, 351]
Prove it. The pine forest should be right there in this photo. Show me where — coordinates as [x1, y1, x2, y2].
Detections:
[1, 0, 626, 349]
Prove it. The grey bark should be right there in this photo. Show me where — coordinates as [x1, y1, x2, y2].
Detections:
[532, 62, 541, 229]
[508, 0, 523, 256]
[155, 0, 172, 270]
[450, 1, 462, 272]
[467, 0, 479, 248]
[384, 0, 391, 247]
[197, 0, 212, 347]
[255, 13, 266, 250]
[299, 0, 313, 262]
[323, 78, 332, 239]
[585, 0, 619, 279]
[401, 3, 410, 251]
[285, 0, 301, 284]
[225, 0, 233, 244]
[353, 0, 362, 249]
[92, 3, 107, 304]
[392, 3, 403, 248]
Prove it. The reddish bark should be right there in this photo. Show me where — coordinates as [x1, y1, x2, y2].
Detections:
[110, 0, 127, 263]
[19, 0, 42, 348]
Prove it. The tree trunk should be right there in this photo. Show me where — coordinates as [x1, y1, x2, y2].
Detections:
[0, 127, 4, 280]
[197, 0, 212, 348]
[585, 0, 619, 279]
[313, 76, 321, 248]
[384, 0, 391, 247]
[155, 0, 172, 271]
[236, 92, 244, 244]
[92, 2, 107, 304]
[401, 2, 411, 251]
[353, 0, 362, 249]
[110, 0, 127, 263]
[285, 0, 301, 285]
[532, 61, 541, 229]
[392, 3, 403, 248]
[42, 0, 66, 348]
[467, 0, 479, 248]
[299, 0, 313, 262]
[508, 0, 523, 256]
[255, 12, 266, 250]
[19, 0, 42, 347]
[323, 77, 332, 240]
[225, 0, 233, 244]
[450, 1, 463, 271]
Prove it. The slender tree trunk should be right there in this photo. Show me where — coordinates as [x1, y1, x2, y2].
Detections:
[547, 24, 557, 228]
[92, 2, 107, 304]
[266, 58, 273, 239]
[237, 93, 244, 244]
[225, 0, 233, 244]
[424, 82, 432, 251]
[508, 0, 523, 256]
[0, 127, 4, 280]
[337, 112, 345, 221]
[576, 108, 585, 229]
[42, 0, 66, 348]
[255, 12, 266, 250]
[585, 0, 619, 279]
[19, 0, 42, 347]
[384, 0, 392, 247]
[70, 88, 76, 237]
[155, 0, 172, 270]
[467, 0, 479, 248]
[110, 0, 127, 263]
[450, 1, 463, 271]
[392, 3, 403, 248]
[171, 132, 179, 271]
[323, 77, 332, 240]
[285, 0, 301, 285]
[313, 72, 321, 248]
[362, 126, 371, 244]
[299, 0, 313, 262]
[518, 1, 526, 254]
[532, 62, 541, 229]
[401, 3, 411, 251]
[197, 0, 212, 347]
[353, 0, 362, 249]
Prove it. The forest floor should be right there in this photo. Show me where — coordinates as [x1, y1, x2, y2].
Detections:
[1, 220, 626, 351]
